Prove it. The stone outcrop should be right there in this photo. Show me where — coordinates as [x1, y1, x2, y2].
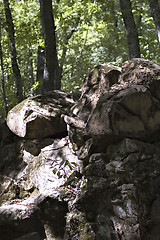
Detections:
[1, 58, 160, 240]
[7, 91, 79, 138]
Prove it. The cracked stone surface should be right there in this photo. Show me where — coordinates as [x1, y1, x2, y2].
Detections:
[1, 59, 160, 239]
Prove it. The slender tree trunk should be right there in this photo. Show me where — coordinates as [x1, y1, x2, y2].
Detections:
[39, 0, 61, 92]
[28, 49, 34, 86]
[119, 0, 140, 59]
[59, 15, 80, 75]
[0, 22, 8, 116]
[35, 46, 45, 94]
[3, 0, 23, 102]
[110, 1, 119, 61]
[148, 0, 160, 43]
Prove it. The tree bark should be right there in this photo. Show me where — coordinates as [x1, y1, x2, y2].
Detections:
[0, 22, 8, 116]
[35, 46, 45, 94]
[59, 15, 80, 74]
[39, 0, 61, 92]
[119, 0, 140, 59]
[3, 0, 23, 103]
[148, 0, 160, 43]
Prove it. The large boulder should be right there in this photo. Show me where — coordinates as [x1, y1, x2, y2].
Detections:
[86, 83, 160, 146]
[7, 90, 79, 139]
[64, 64, 121, 148]
[65, 59, 160, 150]
[119, 58, 160, 85]
[66, 64, 121, 124]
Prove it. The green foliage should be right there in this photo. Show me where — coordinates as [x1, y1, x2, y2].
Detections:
[56, 0, 128, 92]
[131, 0, 160, 63]
[10, 0, 43, 96]
[52, 158, 77, 179]
[0, 0, 160, 121]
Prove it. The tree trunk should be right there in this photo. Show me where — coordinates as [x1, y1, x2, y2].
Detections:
[28, 49, 34, 87]
[59, 15, 80, 74]
[0, 22, 8, 116]
[39, 0, 61, 92]
[119, 0, 140, 59]
[35, 46, 45, 94]
[3, 0, 23, 103]
[148, 0, 160, 43]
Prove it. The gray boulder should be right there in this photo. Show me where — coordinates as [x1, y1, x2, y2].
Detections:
[7, 90, 79, 139]
[66, 59, 160, 150]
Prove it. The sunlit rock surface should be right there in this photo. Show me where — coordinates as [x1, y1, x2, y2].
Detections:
[1, 59, 160, 239]
[7, 90, 79, 138]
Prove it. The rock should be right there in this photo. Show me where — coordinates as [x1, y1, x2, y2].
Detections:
[1, 58, 160, 239]
[7, 90, 79, 139]
[0, 136, 81, 240]
[81, 64, 121, 99]
[65, 138, 160, 240]
[68, 64, 121, 124]
[0, 136, 82, 201]
[66, 59, 160, 150]
[13, 232, 41, 240]
[64, 64, 121, 149]
[0, 121, 15, 145]
[86, 83, 160, 147]
[0, 202, 45, 240]
[119, 58, 160, 85]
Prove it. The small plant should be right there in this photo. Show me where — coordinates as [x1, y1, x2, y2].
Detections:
[52, 158, 78, 179]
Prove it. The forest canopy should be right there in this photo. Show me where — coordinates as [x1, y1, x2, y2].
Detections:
[0, 0, 160, 121]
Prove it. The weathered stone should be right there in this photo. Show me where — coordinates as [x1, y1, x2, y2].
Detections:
[0, 205, 45, 240]
[7, 90, 79, 139]
[13, 232, 41, 240]
[81, 64, 121, 98]
[66, 59, 160, 150]
[64, 210, 96, 240]
[86, 84, 160, 146]
[72, 138, 160, 240]
[64, 64, 121, 133]
[1, 58, 160, 240]
[0, 136, 81, 240]
[0, 121, 15, 145]
[119, 58, 160, 85]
